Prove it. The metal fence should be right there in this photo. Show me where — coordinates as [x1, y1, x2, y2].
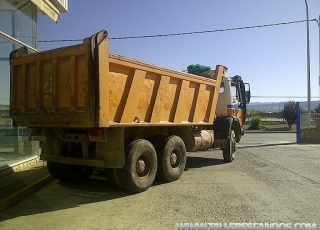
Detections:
[300, 113, 320, 129]
[297, 110, 320, 143]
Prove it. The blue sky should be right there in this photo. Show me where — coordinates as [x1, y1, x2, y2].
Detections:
[37, 0, 320, 103]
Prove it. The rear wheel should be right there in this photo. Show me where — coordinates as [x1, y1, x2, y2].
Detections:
[47, 161, 66, 181]
[47, 161, 93, 183]
[155, 135, 186, 182]
[222, 130, 236, 162]
[117, 139, 157, 193]
[63, 164, 93, 182]
[106, 168, 122, 188]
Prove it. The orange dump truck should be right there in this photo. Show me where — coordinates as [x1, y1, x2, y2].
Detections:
[10, 30, 250, 193]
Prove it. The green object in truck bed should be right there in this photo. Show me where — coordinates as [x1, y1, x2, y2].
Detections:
[187, 64, 211, 75]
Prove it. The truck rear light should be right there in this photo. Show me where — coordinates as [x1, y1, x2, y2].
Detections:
[88, 128, 104, 136]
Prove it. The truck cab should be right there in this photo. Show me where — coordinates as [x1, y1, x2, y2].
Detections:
[216, 75, 251, 129]
[212, 75, 250, 162]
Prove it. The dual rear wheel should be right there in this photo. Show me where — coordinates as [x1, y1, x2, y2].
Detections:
[106, 136, 187, 193]
[47, 132, 236, 192]
[47, 135, 187, 193]
[47, 161, 93, 183]
[47, 143, 94, 183]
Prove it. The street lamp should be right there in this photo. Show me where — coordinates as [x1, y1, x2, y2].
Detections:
[304, 0, 311, 123]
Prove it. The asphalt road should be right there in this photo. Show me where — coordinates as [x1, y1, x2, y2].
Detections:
[0, 133, 319, 230]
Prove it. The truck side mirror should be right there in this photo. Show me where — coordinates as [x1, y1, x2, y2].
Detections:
[245, 91, 251, 104]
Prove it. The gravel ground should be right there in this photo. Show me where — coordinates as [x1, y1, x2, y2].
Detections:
[0, 133, 318, 230]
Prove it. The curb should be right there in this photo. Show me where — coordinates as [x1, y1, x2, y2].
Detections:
[0, 175, 53, 212]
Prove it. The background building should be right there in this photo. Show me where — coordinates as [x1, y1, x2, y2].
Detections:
[0, 0, 68, 172]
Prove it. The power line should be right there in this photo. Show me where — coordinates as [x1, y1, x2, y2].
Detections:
[38, 19, 318, 43]
[110, 19, 318, 40]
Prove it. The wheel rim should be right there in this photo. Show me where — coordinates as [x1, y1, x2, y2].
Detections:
[231, 131, 236, 159]
[135, 152, 152, 178]
[170, 149, 182, 169]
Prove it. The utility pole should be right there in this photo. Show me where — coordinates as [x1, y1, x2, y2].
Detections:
[318, 16, 320, 103]
[304, 0, 311, 125]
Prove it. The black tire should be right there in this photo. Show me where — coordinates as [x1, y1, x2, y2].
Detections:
[155, 135, 187, 182]
[222, 130, 236, 162]
[63, 164, 93, 183]
[106, 168, 122, 188]
[47, 161, 67, 181]
[117, 139, 157, 193]
[47, 161, 93, 183]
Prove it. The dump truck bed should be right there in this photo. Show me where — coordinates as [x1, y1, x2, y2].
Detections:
[10, 30, 226, 128]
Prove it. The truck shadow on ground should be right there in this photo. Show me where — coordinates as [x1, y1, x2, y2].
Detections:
[185, 156, 225, 170]
[0, 175, 133, 221]
[0, 155, 227, 221]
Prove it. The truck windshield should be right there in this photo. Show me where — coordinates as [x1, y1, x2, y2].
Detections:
[231, 84, 239, 104]
[219, 82, 225, 93]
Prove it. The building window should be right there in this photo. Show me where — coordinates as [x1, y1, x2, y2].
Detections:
[0, 0, 39, 170]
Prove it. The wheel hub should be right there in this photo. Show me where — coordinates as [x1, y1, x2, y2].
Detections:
[136, 159, 145, 173]
[170, 153, 177, 165]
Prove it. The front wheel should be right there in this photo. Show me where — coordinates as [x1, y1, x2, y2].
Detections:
[222, 130, 236, 162]
[117, 139, 157, 193]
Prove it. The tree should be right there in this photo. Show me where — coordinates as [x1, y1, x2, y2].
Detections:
[314, 103, 320, 113]
[281, 101, 298, 128]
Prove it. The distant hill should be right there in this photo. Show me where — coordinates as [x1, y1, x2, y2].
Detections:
[0, 104, 9, 110]
[247, 101, 320, 112]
